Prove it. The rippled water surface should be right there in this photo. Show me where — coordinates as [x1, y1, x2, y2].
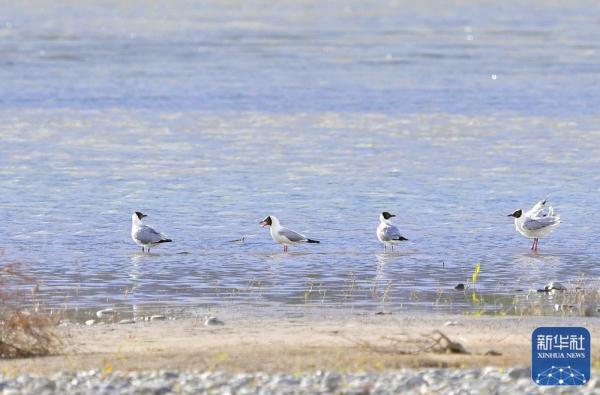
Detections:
[1, 1, 599, 318]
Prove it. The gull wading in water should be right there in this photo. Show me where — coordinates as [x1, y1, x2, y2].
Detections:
[376, 211, 408, 251]
[507, 199, 560, 252]
[131, 211, 172, 253]
[259, 216, 319, 252]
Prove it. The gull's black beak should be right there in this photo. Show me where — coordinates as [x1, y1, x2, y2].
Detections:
[390, 214, 396, 217]
[508, 209, 522, 219]
[135, 211, 147, 220]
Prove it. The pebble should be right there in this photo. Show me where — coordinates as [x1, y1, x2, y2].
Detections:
[150, 315, 166, 321]
[321, 372, 341, 391]
[507, 367, 530, 380]
[118, 319, 135, 325]
[0, 368, 584, 394]
[205, 316, 225, 326]
[85, 319, 95, 326]
[443, 321, 459, 327]
[484, 350, 502, 356]
[95, 308, 115, 318]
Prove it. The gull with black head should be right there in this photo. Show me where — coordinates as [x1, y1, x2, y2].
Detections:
[377, 211, 408, 251]
[131, 211, 172, 253]
[507, 199, 560, 252]
[259, 216, 319, 252]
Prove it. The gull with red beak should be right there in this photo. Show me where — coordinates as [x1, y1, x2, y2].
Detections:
[259, 216, 319, 252]
[507, 199, 560, 252]
[377, 211, 408, 251]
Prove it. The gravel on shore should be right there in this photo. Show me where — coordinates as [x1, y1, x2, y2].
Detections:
[0, 368, 597, 394]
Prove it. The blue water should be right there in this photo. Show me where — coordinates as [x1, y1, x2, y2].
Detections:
[0, 1, 599, 318]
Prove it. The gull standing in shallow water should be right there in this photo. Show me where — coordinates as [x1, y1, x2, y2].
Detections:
[259, 216, 319, 252]
[131, 211, 172, 253]
[507, 199, 560, 252]
[377, 211, 408, 251]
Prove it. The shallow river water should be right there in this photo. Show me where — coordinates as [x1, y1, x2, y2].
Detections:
[1, 1, 599, 318]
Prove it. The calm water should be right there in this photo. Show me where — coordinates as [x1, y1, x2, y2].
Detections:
[1, 1, 599, 318]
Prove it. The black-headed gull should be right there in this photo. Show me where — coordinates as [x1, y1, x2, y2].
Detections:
[507, 199, 560, 252]
[376, 211, 408, 251]
[259, 215, 319, 252]
[131, 211, 172, 253]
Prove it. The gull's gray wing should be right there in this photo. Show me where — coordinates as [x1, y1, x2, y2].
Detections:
[525, 199, 547, 218]
[530, 205, 555, 220]
[136, 225, 166, 244]
[522, 216, 560, 231]
[380, 224, 406, 241]
[278, 227, 307, 243]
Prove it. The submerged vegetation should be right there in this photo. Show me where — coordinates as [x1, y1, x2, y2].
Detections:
[511, 275, 600, 317]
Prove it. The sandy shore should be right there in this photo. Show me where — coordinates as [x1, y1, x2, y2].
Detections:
[1, 314, 598, 376]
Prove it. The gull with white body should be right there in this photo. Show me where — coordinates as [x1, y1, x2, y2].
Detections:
[259, 215, 319, 252]
[376, 211, 408, 251]
[131, 211, 172, 253]
[507, 199, 560, 252]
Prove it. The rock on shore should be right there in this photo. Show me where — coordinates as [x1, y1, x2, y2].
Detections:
[0, 368, 597, 394]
